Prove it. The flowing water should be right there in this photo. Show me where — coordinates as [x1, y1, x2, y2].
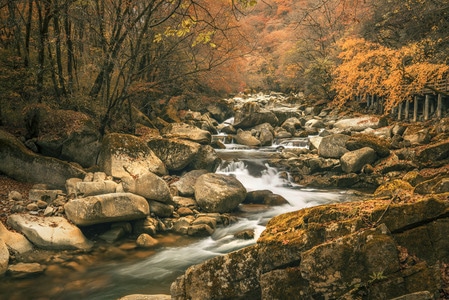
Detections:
[1, 141, 351, 300]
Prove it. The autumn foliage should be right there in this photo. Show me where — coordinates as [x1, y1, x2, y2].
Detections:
[332, 38, 449, 112]
[1, 0, 449, 129]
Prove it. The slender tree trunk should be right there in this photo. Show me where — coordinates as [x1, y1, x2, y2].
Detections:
[64, 3, 74, 93]
[24, 0, 33, 67]
[53, 12, 67, 96]
[36, 0, 52, 102]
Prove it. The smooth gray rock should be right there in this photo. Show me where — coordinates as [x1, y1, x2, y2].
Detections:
[64, 193, 149, 226]
[333, 116, 387, 131]
[122, 173, 172, 204]
[234, 130, 261, 147]
[6, 214, 93, 250]
[318, 134, 350, 159]
[340, 147, 377, 173]
[194, 173, 246, 213]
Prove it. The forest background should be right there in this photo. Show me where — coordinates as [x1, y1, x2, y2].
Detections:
[1, 0, 448, 134]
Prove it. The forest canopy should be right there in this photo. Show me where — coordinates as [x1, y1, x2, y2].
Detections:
[1, 0, 448, 131]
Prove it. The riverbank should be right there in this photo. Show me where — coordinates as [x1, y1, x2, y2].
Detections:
[2, 92, 449, 298]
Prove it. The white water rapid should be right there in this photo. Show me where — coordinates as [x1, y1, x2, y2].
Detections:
[82, 158, 345, 299]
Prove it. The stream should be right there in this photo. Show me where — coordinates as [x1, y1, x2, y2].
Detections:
[0, 140, 351, 300]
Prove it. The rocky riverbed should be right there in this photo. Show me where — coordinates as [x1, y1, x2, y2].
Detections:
[2, 92, 449, 299]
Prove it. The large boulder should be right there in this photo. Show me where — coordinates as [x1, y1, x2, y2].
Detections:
[148, 138, 219, 172]
[194, 173, 247, 213]
[0, 130, 86, 188]
[318, 133, 350, 159]
[171, 196, 449, 299]
[121, 173, 173, 204]
[333, 115, 387, 131]
[161, 123, 211, 145]
[6, 214, 93, 250]
[340, 147, 377, 173]
[97, 133, 167, 178]
[233, 102, 279, 129]
[64, 193, 149, 226]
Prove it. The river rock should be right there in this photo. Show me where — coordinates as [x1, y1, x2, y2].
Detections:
[345, 135, 390, 158]
[194, 173, 247, 213]
[308, 136, 322, 150]
[304, 118, 325, 129]
[234, 129, 261, 147]
[233, 102, 279, 129]
[252, 123, 275, 146]
[0, 240, 8, 275]
[147, 138, 200, 172]
[149, 200, 174, 218]
[244, 190, 289, 206]
[6, 214, 93, 250]
[7, 262, 46, 279]
[0, 222, 33, 254]
[171, 196, 449, 299]
[171, 170, 209, 197]
[0, 130, 86, 188]
[403, 125, 431, 145]
[318, 133, 350, 158]
[340, 147, 377, 173]
[76, 180, 118, 197]
[281, 117, 302, 136]
[136, 233, 159, 248]
[134, 217, 160, 236]
[161, 123, 211, 145]
[333, 115, 387, 131]
[122, 173, 173, 204]
[187, 144, 220, 172]
[415, 138, 449, 164]
[98, 133, 167, 178]
[64, 193, 149, 226]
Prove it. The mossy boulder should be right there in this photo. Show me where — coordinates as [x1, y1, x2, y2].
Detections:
[172, 196, 449, 299]
[346, 134, 391, 158]
[97, 133, 167, 178]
